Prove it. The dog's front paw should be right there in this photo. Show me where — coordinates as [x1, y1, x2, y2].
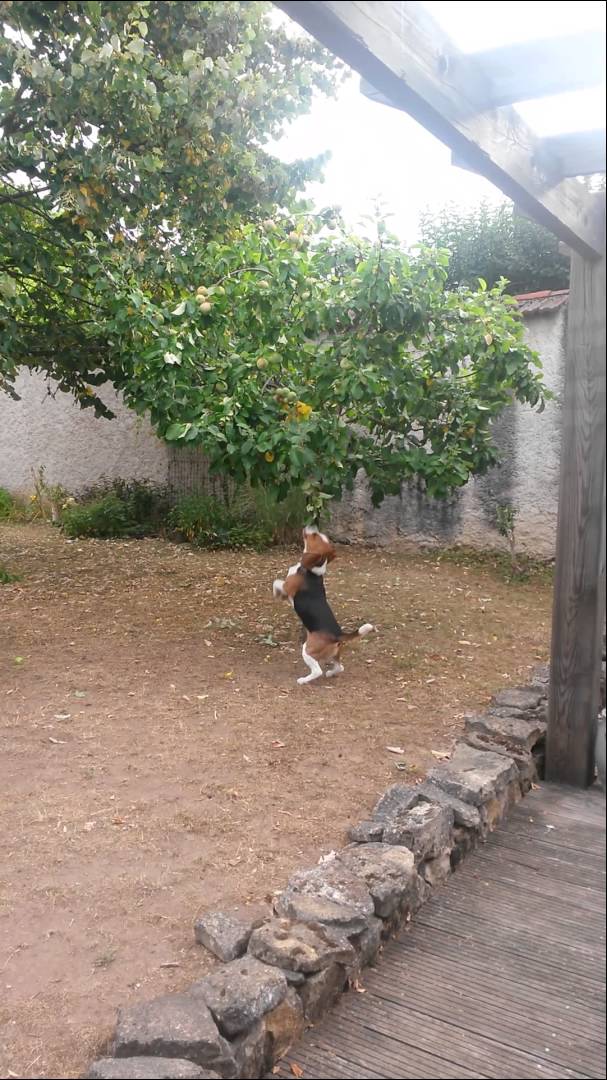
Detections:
[272, 579, 285, 598]
[297, 676, 309, 686]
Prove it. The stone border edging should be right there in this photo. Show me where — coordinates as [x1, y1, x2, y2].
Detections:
[83, 657, 605, 1080]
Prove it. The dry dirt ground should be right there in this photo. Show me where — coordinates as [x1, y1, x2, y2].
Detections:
[0, 523, 552, 1079]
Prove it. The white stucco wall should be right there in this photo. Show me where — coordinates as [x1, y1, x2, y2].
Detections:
[330, 306, 566, 557]
[0, 307, 566, 555]
[0, 370, 169, 494]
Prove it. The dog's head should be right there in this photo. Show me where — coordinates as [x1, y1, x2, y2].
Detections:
[301, 525, 336, 570]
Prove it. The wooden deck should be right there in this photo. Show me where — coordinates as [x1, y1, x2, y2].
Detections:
[272, 785, 606, 1080]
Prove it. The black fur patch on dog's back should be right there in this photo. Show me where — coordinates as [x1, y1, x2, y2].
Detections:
[293, 570, 342, 638]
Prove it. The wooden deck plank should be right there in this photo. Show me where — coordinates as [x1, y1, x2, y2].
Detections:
[394, 925, 606, 1009]
[374, 950, 606, 1044]
[271, 785, 606, 1080]
[472, 847, 606, 900]
[486, 833, 605, 883]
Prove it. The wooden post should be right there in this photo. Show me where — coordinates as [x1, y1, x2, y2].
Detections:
[546, 195, 606, 786]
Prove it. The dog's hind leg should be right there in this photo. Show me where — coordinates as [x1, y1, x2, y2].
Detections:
[325, 661, 344, 678]
[297, 643, 323, 685]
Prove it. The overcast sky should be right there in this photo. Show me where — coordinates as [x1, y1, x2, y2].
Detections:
[270, 0, 606, 242]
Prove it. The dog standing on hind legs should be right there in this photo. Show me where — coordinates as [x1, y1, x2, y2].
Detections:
[272, 526, 376, 685]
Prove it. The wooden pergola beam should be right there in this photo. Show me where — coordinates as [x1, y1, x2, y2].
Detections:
[465, 32, 606, 108]
[363, 31, 606, 111]
[540, 131, 606, 179]
[453, 130, 606, 180]
[277, 1, 604, 259]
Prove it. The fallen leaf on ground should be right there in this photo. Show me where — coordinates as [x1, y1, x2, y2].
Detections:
[290, 1065, 304, 1078]
[431, 749, 451, 760]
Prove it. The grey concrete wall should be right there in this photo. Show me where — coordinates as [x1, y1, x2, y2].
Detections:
[0, 308, 565, 556]
[0, 369, 169, 494]
[330, 307, 566, 557]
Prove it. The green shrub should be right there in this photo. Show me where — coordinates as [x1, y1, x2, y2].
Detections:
[79, 478, 171, 533]
[168, 494, 272, 550]
[57, 476, 305, 546]
[0, 488, 14, 520]
[60, 478, 170, 539]
[0, 488, 34, 523]
[60, 493, 141, 539]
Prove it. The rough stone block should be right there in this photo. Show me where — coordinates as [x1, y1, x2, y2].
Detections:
[450, 825, 477, 871]
[298, 963, 348, 1024]
[415, 780, 481, 831]
[532, 741, 546, 781]
[350, 916, 382, 968]
[410, 871, 432, 912]
[274, 862, 374, 935]
[193, 956, 287, 1040]
[83, 1060, 218, 1080]
[248, 918, 354, 974]
[263, 988, 304, 1062]
[460, 733, 538, 793]
[113, 993, 236, 1079]
[230, 1022, 267, 1080]
[347, 819, 385, 843]
[427, 743, 517, 806]
[530, 663, 550, 690]
[383, 802, 453, 862]
[480, 787, 509, 832]
[372, 783, 420, 820]
[491, 687, 544, 715]
[336, 844, 416, 918]
[381, 872, 430, 938]
[420, 850, 452, 887]
[465, 712, 546, 752]
[284, 970, 305, 987]
[194, 910, 263, 963]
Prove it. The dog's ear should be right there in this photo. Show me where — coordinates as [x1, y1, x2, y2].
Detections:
[301, 551, 325, 569]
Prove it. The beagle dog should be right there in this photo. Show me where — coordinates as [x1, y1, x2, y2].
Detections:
[273, 526, 376, 684]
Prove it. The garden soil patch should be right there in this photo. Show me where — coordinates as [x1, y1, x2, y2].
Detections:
[0, 524, 552, 1079]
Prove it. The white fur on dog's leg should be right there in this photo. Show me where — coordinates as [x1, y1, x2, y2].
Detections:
[325, 662, 344, 678]
[272, 579, 285, 598]
[297, 644, 323, 685]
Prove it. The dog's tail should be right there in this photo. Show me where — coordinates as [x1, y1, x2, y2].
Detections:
[339, 623, 377, 644]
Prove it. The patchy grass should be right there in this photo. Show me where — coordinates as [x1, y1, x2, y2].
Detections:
[0, 564, 21, 585]
[435, 543, 554, 585]
[0, 523, 552, 1080]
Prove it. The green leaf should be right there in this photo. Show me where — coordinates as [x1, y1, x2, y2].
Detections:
[127, 37, 145, 58]
[165, 422, 192, 440]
